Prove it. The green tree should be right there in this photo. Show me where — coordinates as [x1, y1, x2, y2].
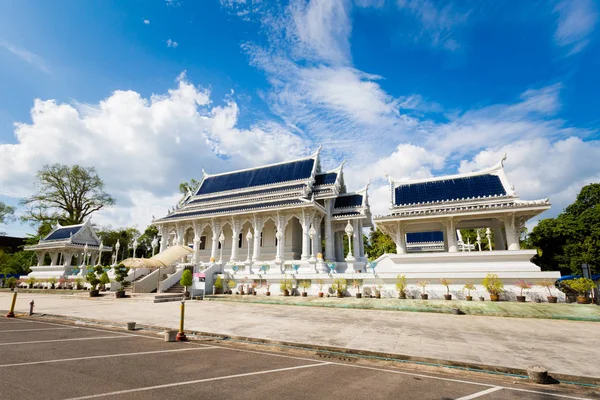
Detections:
[21, 164, 115, 227]
[179, 179, 199, 195]
[180, 269, 193, 296]
[0, 202, 15, 235]
[529, 183, 600, 274]
[364, 228, 396, 260]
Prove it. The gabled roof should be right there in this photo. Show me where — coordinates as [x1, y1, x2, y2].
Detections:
[44, 224, 85, 242]
[334, 194, 363, 209]
[195, 151, 318, 196]
[390, 156, 513, 207]
[315, 172, 337, 186]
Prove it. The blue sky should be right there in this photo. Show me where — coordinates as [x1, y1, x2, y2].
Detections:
[0, 0, 599, 236]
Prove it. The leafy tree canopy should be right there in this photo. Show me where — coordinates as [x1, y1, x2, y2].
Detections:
[0, 202, 15, 235]
[21, 164, 115, 227]
[179, 179, 199, 195]
[529, 183, 600, 274]
[364, 228, 396, 260]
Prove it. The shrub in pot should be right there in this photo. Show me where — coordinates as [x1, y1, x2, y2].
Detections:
[440, 278, 452, 300]
[331, 278, 347, 298]
[514, 279, 532, 302]
[265, 283, 271, 296]
[352, 278, 363, 298]
[563, 278, 595, 304]
[316, 278, 325, 297]
[396, 274, 407, 299]
[463, 283, 475, 301]
[418, 280, 429, 300]
[280, 275, 293, 296]
[376, 284, 383, 299]
[6, 277, 17, 289]
[482, 274, 504, 301]
[48, 276, 57, 289]
[74, 277, 84, 290]
[537, 279, 558, 303]
[180, 270, 193, 299]
[298, 279, 311, 297]
[214, 276, 224, 294]
[114, 264, 130, 298]
[99, 272, 111, 291]
[86, 266, 103, 297]
[26, 276, 36, 289]
[227, 278, 237, 294]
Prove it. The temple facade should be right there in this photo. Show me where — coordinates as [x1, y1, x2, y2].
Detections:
[153, 147, 372, 275]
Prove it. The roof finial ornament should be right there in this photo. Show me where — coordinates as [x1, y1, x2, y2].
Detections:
[501, 153, 507, 167]
[202, 168, 208, 177]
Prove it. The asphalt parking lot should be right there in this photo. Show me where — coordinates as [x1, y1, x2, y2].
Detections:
[0, 317, 597, 400]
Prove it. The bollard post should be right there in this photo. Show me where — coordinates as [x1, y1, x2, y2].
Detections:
[176, 299, 187, 341]
[29, 300, 35, 316]
[5, 289, 18, 318]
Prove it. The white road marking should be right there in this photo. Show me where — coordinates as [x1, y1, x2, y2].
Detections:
[504, 387, 593, 400]
[0, 346, 219, 368]
[62, 362, 332, 400]
[0, 336, 133, 346]
[0, 327, 79, 333]
[456, 387, 503, 399]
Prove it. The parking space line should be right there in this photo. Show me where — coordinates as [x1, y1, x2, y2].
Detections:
[504, 387, 593, 400]
[456, 387, 503, 399]
[0, 327, 79, 333]
[0, 346, 219, 368]
[62, 362, 333, 400]
[0, 336, 134, 346]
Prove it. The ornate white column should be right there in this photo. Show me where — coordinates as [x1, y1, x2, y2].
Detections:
[64, 252, 73, 267]
[492, 219, 505, 250]
[503, 214, 521, 251]
[245, 229, 253, 263]
[50, 252, 58, 266]
[252, 215, 264, 263]
[230, 219, 241, 263]
[159, 226, 167, 253]
[192, 223, 201, 264]
[176, 225, 184, 246]
[210, 221, 220, 261]
[445, 218, 458, 253]
[396, 223, 407, 254]
[324, 200, 334, 261]
[352, 220, 360, 261]
[358, 220, 365, 259]
[36, 251, 45, 266]
[301, 210, 312, 261]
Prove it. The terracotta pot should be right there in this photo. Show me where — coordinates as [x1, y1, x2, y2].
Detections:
[302, 292, 307, 297]
[466, 296, 473, 301]
[356, 293, 362, 299]
[115, 291, 125, 299]
[266, 291, 271, 296]
[444, 294, 452, 301]
[336, 292, 343, 298]
[490, 294, 500, 302]
[318, 292, 324, 298]
[421, 294, 428, 300]
[283, 290, 289, 297]
[577, 296, 589, 304]
[89, 290, 100, 298]
[253, 292, 257, 296]
[399, 292, 406, 299]
[479, 296, 485, 301]
[516, 296, 526, 302]
[376, 293, 381, 299]
[547, 296, 557, 303]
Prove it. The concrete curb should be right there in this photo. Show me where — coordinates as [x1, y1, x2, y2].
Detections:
[16, 312, 600, 387]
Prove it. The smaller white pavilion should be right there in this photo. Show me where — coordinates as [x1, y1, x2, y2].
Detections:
[24, 220, 111, 279]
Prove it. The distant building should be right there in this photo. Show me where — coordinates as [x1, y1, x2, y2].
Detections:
[0, 236, 26, 253]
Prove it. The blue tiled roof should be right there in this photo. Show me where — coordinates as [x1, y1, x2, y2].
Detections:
[162, 200, 304, 220]
[44, 226, 82, 241]
[189, 184, 305, 205]
[315, 172, 337, 186]
[196, 159, 315, 195]
[407, 231, 443, 243]
[395, 174, 506, 206]
[334, 194, 363, 209]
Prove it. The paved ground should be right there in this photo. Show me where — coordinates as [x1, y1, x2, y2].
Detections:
[0, 317, 597, 400]
[2, 292, 600, 380]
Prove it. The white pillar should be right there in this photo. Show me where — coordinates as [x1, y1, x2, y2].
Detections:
[395, 223, 407, 254]
[252, 216, 264, 263]
[504, 214, 521, 251]
[493, 220, 506, 250]
[37, 251, 45, 266]
[352, 220, 360, 261]
[192, 236, 201, 263]
[50, 252, 58, 266]
[301, 213, 311, 261]
[312, 217, 321, 258]
[90, 253, 98, 266]
[324, 200, 334, 261]
[230, 223, 240, 263]
[64, 252, 73, 267]
[210, 233, 219, 260]
[446, 218, 458, 253]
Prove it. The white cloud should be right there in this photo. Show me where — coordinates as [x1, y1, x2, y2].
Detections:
[143, 19, 150, 25]
[554, 0, 598, 55]
[0, 73, 308, 231]
[0, 40, 49, 73]
[166, 39, 178, 48]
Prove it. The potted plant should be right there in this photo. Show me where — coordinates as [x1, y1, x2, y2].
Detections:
[251, 282, 258, 295]
[316, 278, 325, 297]
[440, 278, 452, 300]
[227, 278, 236, 294]
[352, 278, 363, 298]
[214, 276, 223, 294]
[86, 266, 102, 297]
[564, 278, 595, 304]
[280, 275, 293, 296]
[48, 276, 57, 290]
[58, 277, 66, 289]
[417, 281, 429, 300]
[482, 273, 504, 301]
[298, 279, 311, 297]
[6, 277, 18, 290]
[376, 283, 383, 298]
[239, 277, 247, 295]
[463, 283, 475, 301]
[514, 279, 532, 302]
[396, 274, 407, 299]
[331, 278, 347, 298]
[265, 283, 271, 296]
[26, 276, 36, 289]
[99, 271, 110, 291]
[114, 264, 129, 298]
[538, 279, 558, 303]
[74, 277, 83, 290]
[180, 270, 193, 299]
